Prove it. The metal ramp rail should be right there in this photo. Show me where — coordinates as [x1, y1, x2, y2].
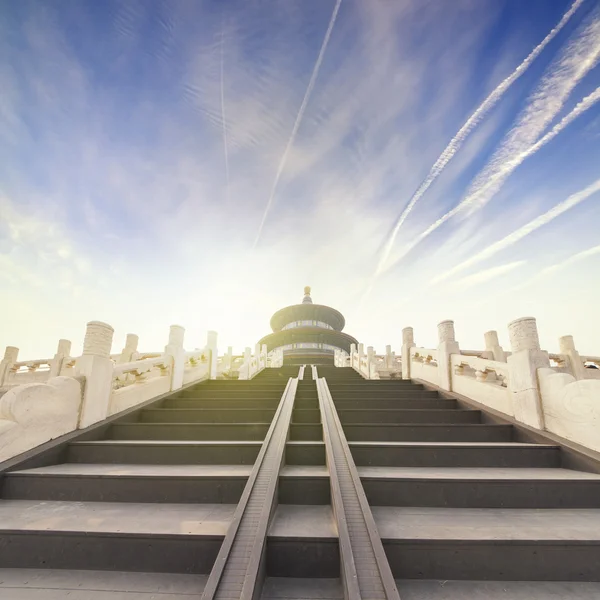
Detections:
[201, 367, 302, 600]
[314, 366, 400, 600]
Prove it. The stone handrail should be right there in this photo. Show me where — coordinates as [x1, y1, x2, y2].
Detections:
[339, 319, 599, 455]
[110, 355, 174, 416]
[452, 354, 509, 386]
[113, 355, 171, 382]
[408, 347, 439, 386]
[411, 347, 438, 365]
[549, 353, 600, 379]
[137, 352, 163, 360]
[340, 346, 402, 379]
[450, 354, 513, 417]
[0, 322, 280, 463]
[1, 352, 75, 389]
[336, 320, 599, 454]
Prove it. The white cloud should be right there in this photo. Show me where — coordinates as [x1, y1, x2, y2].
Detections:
[370, 0, 585, 280]
[380, 10, 600, 278]
[449, 260, 526, 290]
[431, 178, 600, 284]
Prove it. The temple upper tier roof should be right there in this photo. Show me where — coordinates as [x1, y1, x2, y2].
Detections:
[269, 287, 346, 332]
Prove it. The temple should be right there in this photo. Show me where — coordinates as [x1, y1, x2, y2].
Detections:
[0, 300, 600, 598]
[259, 286, 358, 365]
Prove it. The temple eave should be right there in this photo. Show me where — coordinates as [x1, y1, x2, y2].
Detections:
[259, 328, 358, 353]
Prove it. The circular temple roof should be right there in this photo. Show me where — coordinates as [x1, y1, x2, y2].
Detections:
[270, 303, 346, 332]
[259, 327, 358, 353]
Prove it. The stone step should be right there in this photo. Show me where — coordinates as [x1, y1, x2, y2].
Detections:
[374, 505, 600, 580]
[289, 424, 323, 441]
[2, 463, 331, 505]
[178, 390, 285, 399]
[395, 579, 600, 599]
[2, 464, 253, 503]
[0, 500, 235, 573]
[267, 505, 339, 578]
[262, 577, 343, 600]
[292, 409, 321, 423]
[323, 378, 417, 384]
[0, 569, 208, 599]
[4, 572, 600, 599]
[357, 467, 600, 508]
[336, 409, 481, 424]
[164, 398, 280, 409]
[348, 442, 560, 468]
[109, 422, 271, 441]
[342, 424, 513, 442]
[67, 440, 262, 465]
[329, 390, 438, 399]
[269, 504, 600, 580]
[285, 441, 326, 465]
[333, 398, 457, 410]
[141, 408, 277, 423]
[278, 465, 330, 505]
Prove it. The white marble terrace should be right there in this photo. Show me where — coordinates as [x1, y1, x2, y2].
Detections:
[0, 322, 279, 462]
[336, 317, 600, 454]
[1, 315, 598, 463]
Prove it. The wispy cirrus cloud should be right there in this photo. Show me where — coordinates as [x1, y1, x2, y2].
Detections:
[253, 0, 343, 247]
[450, 260, 527, 290]
[431, 177, 600, 284]
[508, 243, 600, 293]
[379, 7, 600, 280]
[370, 0, 586, 283]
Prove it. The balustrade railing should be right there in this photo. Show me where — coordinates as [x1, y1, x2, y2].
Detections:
[0, 324, 283, 462]
[336, 320, 599, 454]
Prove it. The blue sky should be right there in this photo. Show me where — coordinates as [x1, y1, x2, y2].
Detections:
[1, 0, 599, 358]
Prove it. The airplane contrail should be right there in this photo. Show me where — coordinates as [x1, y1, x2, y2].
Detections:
[462, 13, 600, 217]
[370, 0, 585, 279]
[509, 243, 600, 293]
[431, 177, 600, 284]
[253, 0, 343, 247]
[381, 27, 600, 282]
[220, 26, 230, 203]
[430, 85, 600, 284]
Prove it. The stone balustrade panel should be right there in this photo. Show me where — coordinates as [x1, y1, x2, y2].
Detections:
[538, 368, 600, 452]
[0, 376, 82, 462]
[410, 347, 439, 386]
[182, 351, 210, 385]
[582, 356, 600, 379]
[110, 356, 173, 415]
[450, 354, 513, 416]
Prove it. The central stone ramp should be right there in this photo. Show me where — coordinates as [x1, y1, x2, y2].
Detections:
[201, 373, 299, 599]
[315, 368, 399, 600]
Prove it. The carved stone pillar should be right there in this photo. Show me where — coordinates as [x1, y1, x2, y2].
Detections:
[165, 325, 185, 391]
[483, 330, 506, 362]
[437, 320, 460, 391]
[0, 346, 19, 386]
[207, 331, 218, 379]
[118, 334, 139, 364]
[76, 321, 115, 428]
[559, 335, 585, 381]
[50, 339, 72, 377]
[507, 317, 549, 429]
[401, 327, 415, 380]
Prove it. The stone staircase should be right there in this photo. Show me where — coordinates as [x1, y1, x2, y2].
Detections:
[0, 366, 599, 598]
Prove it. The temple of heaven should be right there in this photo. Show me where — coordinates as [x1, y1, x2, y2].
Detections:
[258, 286, 358, 365]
